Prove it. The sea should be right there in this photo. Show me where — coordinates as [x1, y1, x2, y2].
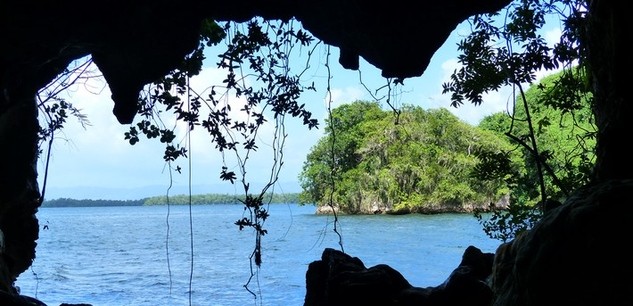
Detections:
[14, 203, 501, 306]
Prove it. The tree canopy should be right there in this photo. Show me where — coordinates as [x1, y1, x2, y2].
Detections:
[299, 100, 513, 214]
[474, 68, 596, 241]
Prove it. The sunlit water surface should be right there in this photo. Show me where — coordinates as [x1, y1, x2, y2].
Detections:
[15, 204, 500, 306]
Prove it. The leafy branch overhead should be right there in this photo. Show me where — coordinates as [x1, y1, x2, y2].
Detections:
[442, 0, 585, 107]
[446, 0, 593, 241]
[126, 19, 318, 164]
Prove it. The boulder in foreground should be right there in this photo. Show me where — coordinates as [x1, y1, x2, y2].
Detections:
[305, 245, 494, 306]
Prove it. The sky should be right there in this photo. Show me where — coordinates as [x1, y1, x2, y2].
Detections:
[37, 17, 563, 200]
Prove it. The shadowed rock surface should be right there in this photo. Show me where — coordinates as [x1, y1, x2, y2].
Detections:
[305, 245, 494, 306]
[491, 179, 633, 306]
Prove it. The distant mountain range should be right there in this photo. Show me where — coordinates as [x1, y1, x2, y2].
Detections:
[41, 181, 302, 201]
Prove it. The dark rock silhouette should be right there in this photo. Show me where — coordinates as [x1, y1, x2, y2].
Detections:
[0, 290, 46, 305]
[305, 245, 494, 306]
[490, 179, 633, 306]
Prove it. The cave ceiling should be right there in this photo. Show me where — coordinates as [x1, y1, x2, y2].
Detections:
[1, 0, 512, 123]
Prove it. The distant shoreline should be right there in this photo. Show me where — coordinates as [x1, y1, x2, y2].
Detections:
[40, 193, 302, 208]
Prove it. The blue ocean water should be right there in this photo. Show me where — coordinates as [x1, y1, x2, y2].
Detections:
[15, 204, 501, 306]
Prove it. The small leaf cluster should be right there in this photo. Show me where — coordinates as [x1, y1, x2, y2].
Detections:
[37, 59, 94, 160]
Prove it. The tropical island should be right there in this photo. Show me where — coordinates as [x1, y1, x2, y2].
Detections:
[298, 69, 593, 216]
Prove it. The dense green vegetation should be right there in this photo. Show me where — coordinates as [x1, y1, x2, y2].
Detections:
[473, 68, 595, 241]
[299, 100, 514, 214]
[298, 68, 594, 226]
[477, 68, 595, 207]
[41, 193, 302, 207]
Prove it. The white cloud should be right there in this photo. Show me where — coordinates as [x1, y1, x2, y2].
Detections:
[180, 66, 317, 190]
[322, 86, 365, 108]
[419, 58, 512, 125]
[39, 75, 174, 191]
[544, 27, 563, 47]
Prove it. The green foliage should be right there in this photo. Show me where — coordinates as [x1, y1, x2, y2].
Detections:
[299, 100, 512, 214]
[474, 70, 594, 242]
[477, 68, 595, 203]
[442, 0, 591, 241]
[474, 201, 543, 243]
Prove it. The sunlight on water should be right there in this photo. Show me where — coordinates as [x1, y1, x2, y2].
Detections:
[16, 204, 500, 306]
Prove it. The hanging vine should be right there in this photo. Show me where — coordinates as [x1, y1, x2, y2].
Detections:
[124, 17, 320, 300]
[37, 58, 96, 203]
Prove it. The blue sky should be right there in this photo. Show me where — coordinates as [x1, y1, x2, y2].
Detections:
[38, 18, 562, 200]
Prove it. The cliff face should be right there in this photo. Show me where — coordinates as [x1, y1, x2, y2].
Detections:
[1, 1, 631, 306]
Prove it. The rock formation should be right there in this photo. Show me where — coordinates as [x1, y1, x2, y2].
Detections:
[304, 245, 495, 306]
